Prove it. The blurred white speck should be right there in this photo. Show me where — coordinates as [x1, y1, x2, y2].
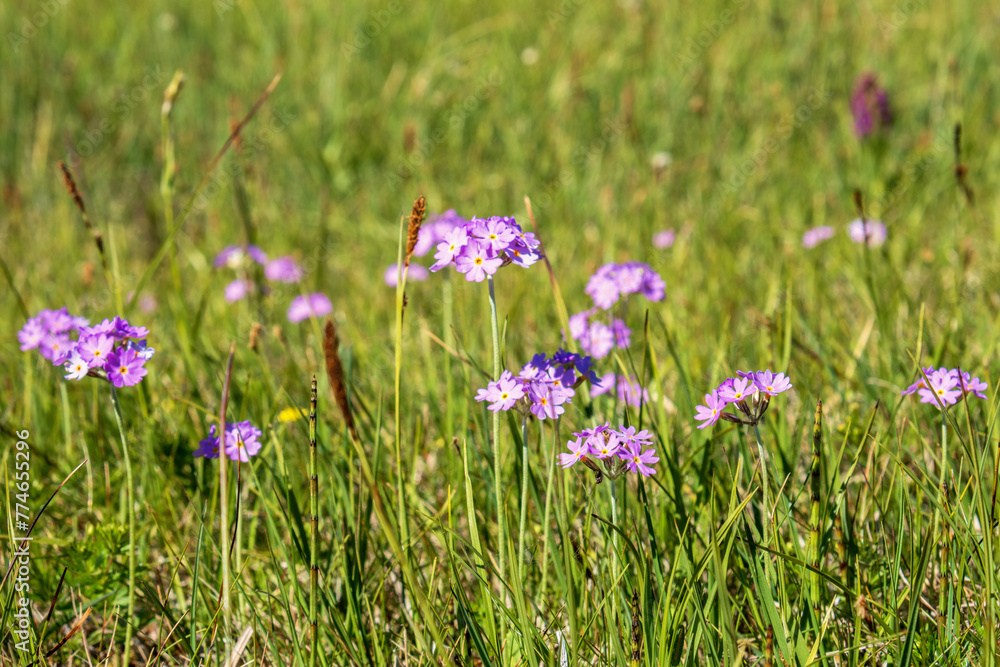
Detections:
[157, 13, 177, 31]
[521, 47, 539, 66]
[651, 151, 672, 172]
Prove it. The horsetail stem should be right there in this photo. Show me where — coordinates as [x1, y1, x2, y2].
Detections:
[629, 588, 642, 667]
[834, 513, 848, 586]
[808, 399, 822, 609]
[309, 374, 319, 667]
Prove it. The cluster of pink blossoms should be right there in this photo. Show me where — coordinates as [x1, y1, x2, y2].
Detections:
[215, 244, 304, 302]
[568, 309, 630, 359]
[592, 373, 650, 408]
[213, 243, 332, 324]
[429, 215, 542, 282]
[694, 370, 792, 430]
[19, 309, 153, 388]
[193, 421, 264, 462]
[475, 351, 599, 420]
[568, 262, 664, 361]
[902, 367, 988, 409]
[584, 262, 665, 310]
[559, 423, 659, 478]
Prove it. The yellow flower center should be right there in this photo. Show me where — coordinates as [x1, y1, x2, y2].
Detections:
[474, 257, 483, 266]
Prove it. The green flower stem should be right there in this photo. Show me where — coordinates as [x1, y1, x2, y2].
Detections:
[486, 275, 508, 635]
[109, 386, 136, 666]
[752, 423, 772, 545]
[517, 414, 529, 584]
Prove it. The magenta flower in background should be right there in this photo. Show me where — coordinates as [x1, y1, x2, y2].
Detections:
[568, 309, 593, 340]
[287, 293, 333, 323]
[585, 262, 665, 310]
[580, 321, 615, 359]
[412, 210, 469, 257]
[265, 256, 304, 283]
[224, 279, 254, 303]
[140, 294, 157, 313]
[848, 219, 887, 247]
[215, 245, 267, 268]
[384, 263, 430, 287]
[850, 73, 892, 138]
[18, 319, 46, 351]
[802, 226, 835, 249]
[653, 229, 675, 249]
[569, 310, 632, 360]
[591, 374, 649, 408]
[41, 333, 74, 365]
[19, 308, 87, 351]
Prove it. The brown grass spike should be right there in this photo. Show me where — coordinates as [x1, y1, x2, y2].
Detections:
[58, 161, 108, 272]
[323, 317, 358, 442]
[404, 194, 426, 267]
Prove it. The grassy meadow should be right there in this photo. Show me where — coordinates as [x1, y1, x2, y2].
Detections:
[3, 0, 1000, 664]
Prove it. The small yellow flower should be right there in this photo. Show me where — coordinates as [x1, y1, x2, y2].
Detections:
[278, 407, 304, 423]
